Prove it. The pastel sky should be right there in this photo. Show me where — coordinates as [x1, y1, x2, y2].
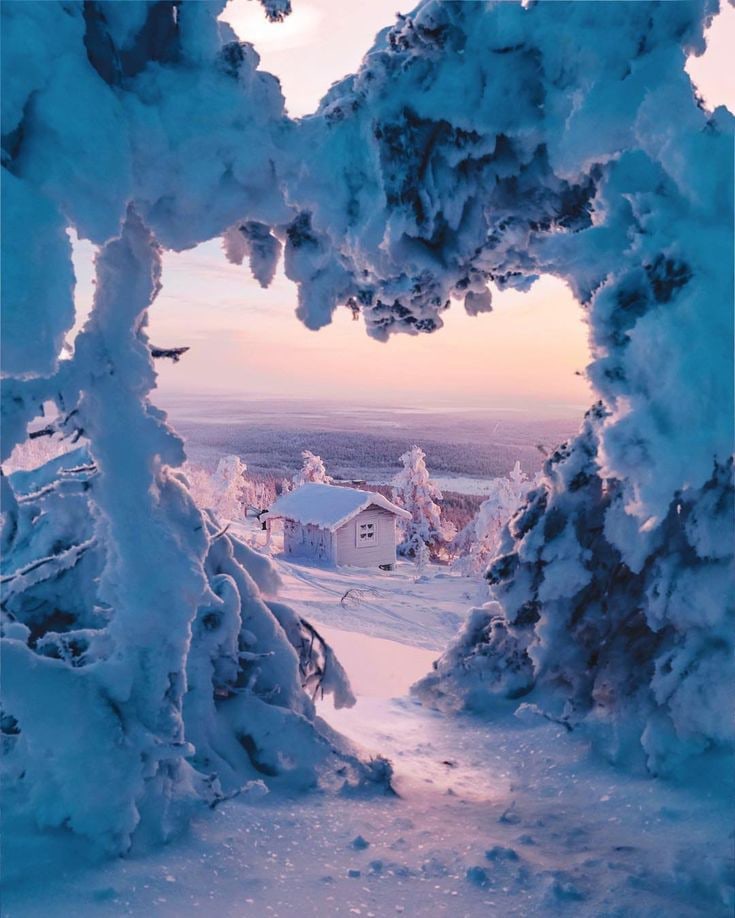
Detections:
[72, 1, 733, 414]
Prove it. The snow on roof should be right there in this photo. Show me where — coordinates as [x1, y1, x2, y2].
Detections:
[266, 483, 411, 531]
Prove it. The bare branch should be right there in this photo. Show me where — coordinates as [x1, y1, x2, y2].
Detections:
[150, 346, 190, 362]
[340, 587, 379, 608]
[60, 463, 97, 475]
[28, 426, 55, 440]
[297, 617, 330, 700]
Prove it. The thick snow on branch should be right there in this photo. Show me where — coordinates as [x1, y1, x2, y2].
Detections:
[0, 0, 382, 853]
[1, 0, 732, 854]
[283, 0, 733, 776]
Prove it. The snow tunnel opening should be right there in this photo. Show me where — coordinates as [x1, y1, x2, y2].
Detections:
[134, 254, 595, 719]
[2, 0, 732, 862]
[32, 221, 596, 716]
[8, 211, 591, 736]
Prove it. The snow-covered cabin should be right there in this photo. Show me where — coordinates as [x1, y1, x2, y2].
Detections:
[266, 483, 411, 569]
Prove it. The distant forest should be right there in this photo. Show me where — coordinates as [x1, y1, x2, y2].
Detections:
[165, 396, 579, 481]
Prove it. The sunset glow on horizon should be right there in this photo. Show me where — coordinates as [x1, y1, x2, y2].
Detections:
[150, 249, 593, 414]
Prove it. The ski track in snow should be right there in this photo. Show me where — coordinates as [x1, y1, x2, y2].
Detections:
[3, 555, 732, 916]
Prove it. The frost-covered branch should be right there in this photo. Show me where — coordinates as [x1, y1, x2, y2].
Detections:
[0, 537, 96, 589]
[2, 0, 731, 856]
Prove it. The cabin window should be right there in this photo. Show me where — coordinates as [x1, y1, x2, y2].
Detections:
[356, 521, 376, 547]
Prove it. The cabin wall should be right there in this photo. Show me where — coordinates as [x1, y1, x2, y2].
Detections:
[334, 507, 397, 568]
[283, 520, 333, 561]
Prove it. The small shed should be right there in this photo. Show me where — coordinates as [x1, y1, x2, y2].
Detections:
[266, 482, 411, 569]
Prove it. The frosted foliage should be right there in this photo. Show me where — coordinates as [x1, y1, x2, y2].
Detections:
[185, 458, 278, 520]
[1, 0, 732, 855]
[392, 446, 452, 558]
[280, 0, 732, 776]
[293, 450, 332, 487]
[183, 455, 250, 521]
[0, 0, 385, 853]
[211, 455, 249, 520]
[4, 431, 74, 474]
[181, 462, 219, 516]
[453, 463, 533, 577]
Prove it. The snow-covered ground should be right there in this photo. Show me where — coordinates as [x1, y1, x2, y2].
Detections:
[4, 552, 732, 917]
[275, 558, 479, 652]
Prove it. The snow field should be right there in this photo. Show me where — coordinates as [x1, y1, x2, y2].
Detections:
[4, 556, 732, 916]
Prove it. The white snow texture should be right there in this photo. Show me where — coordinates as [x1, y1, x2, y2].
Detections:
[392, 445, 455, 558]
[268, 482, 410, 531]
[1, 0, 732, 854]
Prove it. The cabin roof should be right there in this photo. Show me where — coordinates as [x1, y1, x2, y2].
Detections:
[266, 482, 411, 532]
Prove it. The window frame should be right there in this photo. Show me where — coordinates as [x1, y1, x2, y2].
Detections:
[355, 518, 377, 548]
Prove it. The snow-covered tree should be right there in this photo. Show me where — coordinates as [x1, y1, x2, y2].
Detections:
[184, 455, 254, 522]
[392, 446, 453, 559]
[211, 455, 249, 520]
[452, 462, 534, 576]
[0, 0, 390, 856]
[2, 0, 732, 859]
[293, 450, 332, 487]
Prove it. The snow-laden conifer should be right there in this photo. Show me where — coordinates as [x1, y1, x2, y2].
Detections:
[293, 450, 332, 487]
[392, 446, 453, 559]
[452, 463, 534, 576]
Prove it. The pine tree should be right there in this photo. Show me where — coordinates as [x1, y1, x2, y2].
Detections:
[392, 446, 453, 559]
[452, 462, 533, 576]
[212, 455, 250, 520]
[293, 450, 332, 487]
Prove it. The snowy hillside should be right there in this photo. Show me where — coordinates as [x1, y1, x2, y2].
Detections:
[274, 559, 476, 651]
[162, 396, 577, 480]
